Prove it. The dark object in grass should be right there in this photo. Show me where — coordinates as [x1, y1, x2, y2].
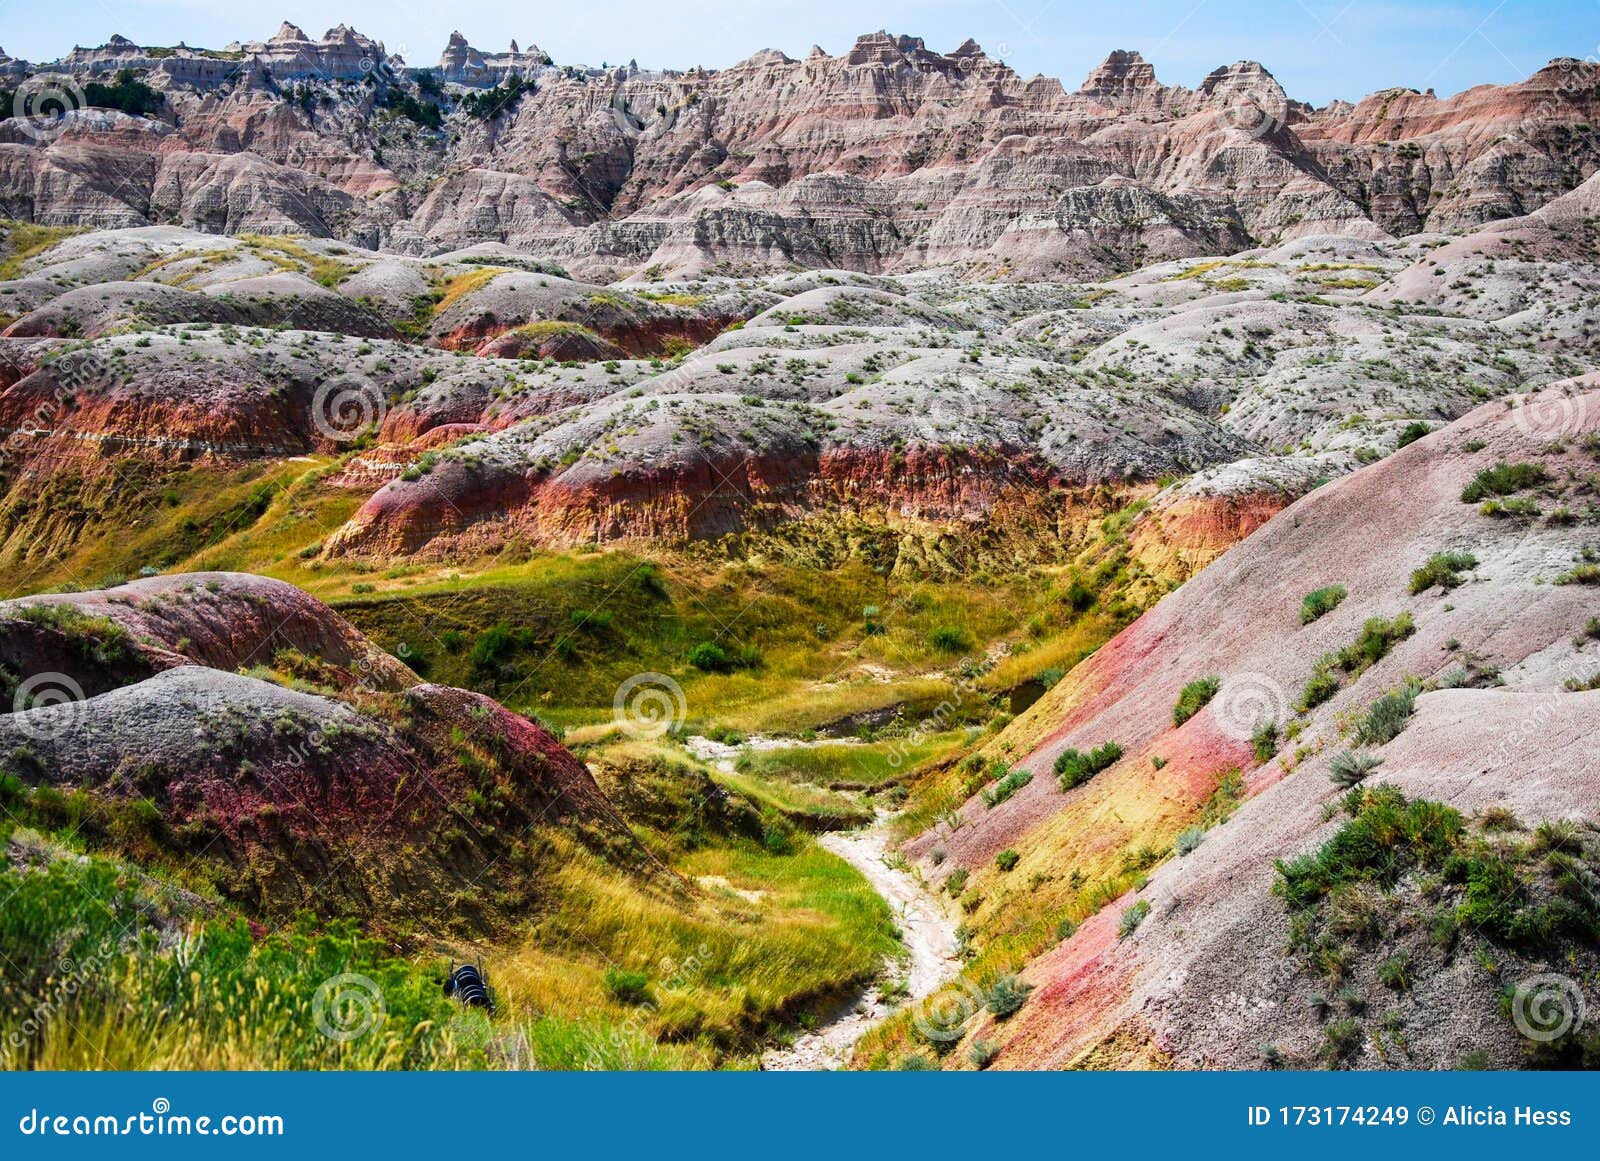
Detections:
[443, 961, 496, 1011]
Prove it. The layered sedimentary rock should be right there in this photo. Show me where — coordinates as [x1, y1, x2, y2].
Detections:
[0, 572, 641, 926]
[904, 375, 1600, 1069]
[1, 26, 1597, 274]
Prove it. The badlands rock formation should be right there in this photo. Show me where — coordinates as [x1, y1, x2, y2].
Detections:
[0, 27, 1597, 273]
[0, 572, 640, 926]
[2, 173, 1594, 578]
[907, 377, 1600, 1069]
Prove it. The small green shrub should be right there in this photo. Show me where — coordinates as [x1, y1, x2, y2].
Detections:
[1175, 827, 1206, 855]
[1460, 462, 1547, 503]
[1118, 899, 1151, 939]
[944, 868, 969, 897]
[1321, 1018, 1364, 1065]
[1377, 954, 1411, 991]
[1480, 497, 1539, 518]
[1409, 551, 1477, 594]
[1354, 681, 1419, 745]
[982, 767, 1034, 808]
[1301, 664, 1342, 711]
[984, 974, 1033, 1018]
[929, 625, 973, 653]
[1173, 676, 1221, 726]
[968, 1039, 999, 1069]
[1328, 750, 1383, 788]
[1395, 421, 1430, 448]
[1252, 721, 1280, 763]
[602, 967, 650, 1005]
[687, 642, 733, 672]
[1054, 741, 1123, 790]
[995, 849, 1020, 872]
[1300, 585, 1348, 624]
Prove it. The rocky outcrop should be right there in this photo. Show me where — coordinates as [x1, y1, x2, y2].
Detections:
[0, 574, 643, 927]
[435, 31, 551, 86]
[2, 27, 1597, 272]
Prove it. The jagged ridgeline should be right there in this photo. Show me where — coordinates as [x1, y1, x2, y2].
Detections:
[0, 21, 1598, 1074]
[0, 25, 1596, 270]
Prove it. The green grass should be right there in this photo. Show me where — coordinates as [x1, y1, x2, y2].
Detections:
[1328, 749, 1383, 788]
[1460, 462, 1548, 503]
[1054, 741, 1123, 790]
[733, 732, 966, 790]
[0, 221, 88, 281]
[711, 769, 871, 830]
[1279, 789, 1600, 1069]
[1300, 585, 1348, 624]
[1172, 676, 1221, 726]
[1410, 551, 1477, 594]
[982, 766, 1034, 808]
[1251, 721, 1281, 763]
[1118, 900, 1151, 938]
[1275, 785, 1463, 909]
[1353, 681, 1420, 745]
[0, 852, 490, 1069]
[1300, 613, 1416, 710]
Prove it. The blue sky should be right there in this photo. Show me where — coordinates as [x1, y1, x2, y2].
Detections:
[1, 0, 1595, 105]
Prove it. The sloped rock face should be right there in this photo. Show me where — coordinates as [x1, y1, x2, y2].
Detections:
[908, 377, 1600, 1069]
[2, 572, 414, 686]
[0, 574, 640, 927]
[1, 27, 1597, 274]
